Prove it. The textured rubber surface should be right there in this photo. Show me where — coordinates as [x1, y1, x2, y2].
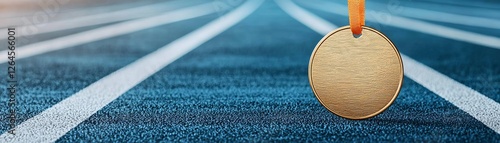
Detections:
[0, 0, 498, 142]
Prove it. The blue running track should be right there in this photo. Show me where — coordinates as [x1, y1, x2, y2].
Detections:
[1, 0, 499, 142]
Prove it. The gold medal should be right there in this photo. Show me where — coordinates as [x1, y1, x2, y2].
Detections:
[308, 0, 403, 119]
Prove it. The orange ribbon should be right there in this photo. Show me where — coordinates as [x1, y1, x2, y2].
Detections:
[348, 0, 365, 35]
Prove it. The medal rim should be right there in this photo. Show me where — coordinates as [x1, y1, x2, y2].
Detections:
[308, 26, 404, 120]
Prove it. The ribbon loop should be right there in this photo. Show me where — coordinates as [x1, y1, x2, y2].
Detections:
[348, 0, 365, 35]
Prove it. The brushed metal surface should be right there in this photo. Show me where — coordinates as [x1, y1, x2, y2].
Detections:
[309, 26, 403, 119]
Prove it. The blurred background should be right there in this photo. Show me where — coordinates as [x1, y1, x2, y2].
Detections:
[1, 0, 499, 142]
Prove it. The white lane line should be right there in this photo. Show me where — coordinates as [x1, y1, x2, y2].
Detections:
[0, 0, 204, 40]
[0, 1, 156, 28]
[367, 1, 500, 30]
[298, 0, 500, 50]
[0, 0, 264, 142]
[401, 55, 500, 134]
[276, 0, 500, 134]
[401, 1, 500, 20]
[0, 3, 216, 64]
[274, 0, 337, 34]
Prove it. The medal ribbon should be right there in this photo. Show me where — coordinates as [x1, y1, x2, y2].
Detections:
[348, 0, 365, 35]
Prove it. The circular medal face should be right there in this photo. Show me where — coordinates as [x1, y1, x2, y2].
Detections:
[309, 26, 403, 119]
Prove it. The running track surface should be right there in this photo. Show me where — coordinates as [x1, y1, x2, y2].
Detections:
[0, 0, 499, 142]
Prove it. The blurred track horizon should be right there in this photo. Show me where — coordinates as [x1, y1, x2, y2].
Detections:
[1, 0, 499, 142]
